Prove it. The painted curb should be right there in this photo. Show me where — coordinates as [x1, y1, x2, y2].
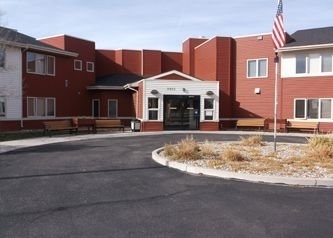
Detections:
[152, 148, 333, 188]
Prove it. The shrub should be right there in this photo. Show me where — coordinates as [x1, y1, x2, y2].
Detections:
[164, 135, 201, 161]
[163, 143, 177, 158]
[199, 140, 217, 159]
[221, 147, 246, 162]
[175, 135, 200, 160]
[240, 135, 263, 146]
[306, 136, 333, 160]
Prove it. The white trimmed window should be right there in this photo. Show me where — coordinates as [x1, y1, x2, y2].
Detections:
[27, 97, 55, 117]
[74, 60, 82, 71]
[322, 53, 333, 73]
[148, 97, 158, 120]
[87, 62, 95, 72]
[204, 98, 214, 120]
[294, 98, 332, 120]
[27, 52, 55, 76]
[247, 58, 268, 78]
[0, 96, 6, 117]
[295, 52, 333, 75]
[295, 54, 307, 74]
[0, 48, 6, 68]
[108, 99, 118, 118]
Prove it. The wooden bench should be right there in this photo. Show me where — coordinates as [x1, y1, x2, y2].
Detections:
[286, 121, 319, 133]
[75, 117, 95, 133]
[236, 118, 267, 130]
[43, 120, 78, 136]
[94, 119, 125, 133]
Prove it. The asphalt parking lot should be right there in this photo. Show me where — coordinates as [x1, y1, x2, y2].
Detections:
[0, 133, 332, 238]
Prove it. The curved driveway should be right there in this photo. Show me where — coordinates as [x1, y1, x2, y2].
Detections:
[0, 133, 332, 238]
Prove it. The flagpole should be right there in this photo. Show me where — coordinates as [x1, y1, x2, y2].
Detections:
[272, 0, 285, 153]
[274, 52, 279, 152]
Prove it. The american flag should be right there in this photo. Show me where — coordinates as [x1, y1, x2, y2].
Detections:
[272, 0, 286, 50]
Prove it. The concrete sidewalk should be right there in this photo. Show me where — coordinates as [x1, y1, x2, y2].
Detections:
[0, 130, 315, 154]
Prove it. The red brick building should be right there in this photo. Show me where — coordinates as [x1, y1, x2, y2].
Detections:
[0, 26, 332, 132]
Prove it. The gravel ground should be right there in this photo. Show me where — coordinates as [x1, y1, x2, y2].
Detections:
[164, 142, 333, 179]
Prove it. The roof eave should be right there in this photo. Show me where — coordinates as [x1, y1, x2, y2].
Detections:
[28, 44, 78, 57]
[280, 43, 333, 52]
[0, 40, 78, 57]
[87, 86, 125, 90]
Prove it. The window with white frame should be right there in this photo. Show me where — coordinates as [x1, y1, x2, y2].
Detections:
[0, 96, 5, 117]
[294, 99, 306, 119]
[27, 97, 55, 117]
[247, 58, 267, 78]
[27, 52, 55, 75]
[295, 54, 307, 74]
[204, 98, 214, 120]
[108, 99, 118, 118]
[0, 48, 6, 68]
[320, 99, 332, 119]
[74, 60, 82, 71]
[294, 98, 332, 120]
[307, 99, 319, 119]
[148, 97, 158, 120]
[322, 53, 333, 73]
[295, 52, 333, 75]
[86, 62, 94, 72]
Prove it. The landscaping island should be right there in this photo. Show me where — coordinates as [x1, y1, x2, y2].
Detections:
[158, 135, 333, 179]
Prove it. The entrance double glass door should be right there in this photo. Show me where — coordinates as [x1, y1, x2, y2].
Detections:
[164, 95, 200, 130]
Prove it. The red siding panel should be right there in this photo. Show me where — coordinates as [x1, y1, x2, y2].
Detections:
[117, 50, 141, 75]
[96, 50, 123, 76]
[200, 122, 219, 131]
[234, 34, 276, 119]
[183, 38, 207, 75]
[142, 50, 161, 77]
[194, 37, 234, 118]
[162, 52, 182, 72]
[141, 122, 163, 131]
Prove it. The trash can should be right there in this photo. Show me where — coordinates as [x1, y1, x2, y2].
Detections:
[131, 119, 141, 132]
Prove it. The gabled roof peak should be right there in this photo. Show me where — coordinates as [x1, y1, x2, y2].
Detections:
[145, 70, 202, 81]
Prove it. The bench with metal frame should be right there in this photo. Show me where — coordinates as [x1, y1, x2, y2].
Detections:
[236, 118, 267, 130]
[286, 121, 319, 133]
[43, 119, 78, 136]
[94, 119, 125, 133]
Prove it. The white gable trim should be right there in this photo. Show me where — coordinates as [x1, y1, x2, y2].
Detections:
[279, 43, 333, 52]
[145, 70, 202, 81]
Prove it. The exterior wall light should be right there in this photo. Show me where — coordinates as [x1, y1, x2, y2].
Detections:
[206, 90, 214, 96]
[151, 89, 159, 95]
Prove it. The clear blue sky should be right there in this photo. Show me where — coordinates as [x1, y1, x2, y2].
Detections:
[1, 0, 332, 52]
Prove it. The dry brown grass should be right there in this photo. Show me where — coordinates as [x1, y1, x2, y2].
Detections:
[164, 135, 200, 161]
[240, 135, 264, 146]
[163, 143, 177, 158]
[163, 135, 333, 177]
[306, 136, 333, 160]
[220, 147, 246, 162]
[199, 140, 218, 159]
